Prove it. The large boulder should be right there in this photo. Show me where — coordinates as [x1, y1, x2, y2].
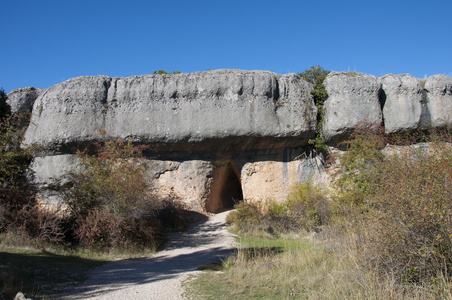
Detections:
[7, 87, 45, 115]
[425, 74, 452, 127]
[23, 70, 316, 154]
[322, 72, 382, 144]
[379, 74, 424, 132]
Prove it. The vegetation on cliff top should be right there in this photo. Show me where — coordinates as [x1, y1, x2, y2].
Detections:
[298, 65, 330, 150]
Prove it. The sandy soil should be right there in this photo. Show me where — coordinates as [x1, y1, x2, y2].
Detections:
[61, 210, 235, 299]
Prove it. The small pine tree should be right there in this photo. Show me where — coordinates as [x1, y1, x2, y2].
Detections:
[298, 65, 330, 107]
[298, 65, 330, 150]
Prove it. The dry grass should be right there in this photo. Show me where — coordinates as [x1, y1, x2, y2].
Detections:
[186, 127, 452, 300]
[185, 233, 452, 299]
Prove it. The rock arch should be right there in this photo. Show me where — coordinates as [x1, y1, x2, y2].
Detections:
[205, 161, 243, 213]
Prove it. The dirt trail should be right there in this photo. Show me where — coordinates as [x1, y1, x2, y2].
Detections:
[61, 210, 235, 299]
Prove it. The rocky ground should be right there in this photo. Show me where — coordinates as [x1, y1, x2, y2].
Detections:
[60, 210, 235, 300]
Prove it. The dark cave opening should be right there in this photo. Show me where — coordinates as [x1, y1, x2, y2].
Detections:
[206, 163, 243, 213]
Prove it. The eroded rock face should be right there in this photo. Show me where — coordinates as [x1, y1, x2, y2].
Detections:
[19, 69, 452, 212]
[149, 160, 214, 212]
[379, 74, 424, 133]
[322, 72, 383, 144]
[241, 151, 324, 204]
[23, 70, 318, 212]
[7, 87, 45, 115]
[24, 70, 316, 153]
[425, 74, 452, 127]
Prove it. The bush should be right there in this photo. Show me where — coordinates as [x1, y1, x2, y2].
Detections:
[336, 124, 387, 207]
[298, 65, 330, 107]
[226, 201, 263, 234]
[65, 139, 154, 220]
[285, 182, 330, 231]
[152, 70, 181, 75]
[0, 90, 40, 238]
[0, 88, 10, 118]
[335, 126, 452, 284]
[227, 182, 330, 235]
[0, 91, 64, 249]
[298, 65, 330, 150]
[63, 138, 189, 250]
[361, 139, 452, 283]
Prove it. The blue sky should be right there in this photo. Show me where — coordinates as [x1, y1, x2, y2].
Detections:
[1, 0, 451, 93]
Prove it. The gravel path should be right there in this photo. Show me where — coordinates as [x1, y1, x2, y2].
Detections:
[61, 210, 235, 299]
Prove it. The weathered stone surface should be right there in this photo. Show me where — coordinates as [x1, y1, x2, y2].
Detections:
[379, 74, 424, 132]
[425, 74, 452, 127]
[7, 87, 45, 115]
[322, 72, 382, 144]
[149, 160, 214, 212]
[18, 69, 452, 213]
[240, 148, 324, 204]
[31, 155, 81, 189]
[30, 155, 82, 210]
[29, 147, 322, 212]
[24, 70, 316, 153]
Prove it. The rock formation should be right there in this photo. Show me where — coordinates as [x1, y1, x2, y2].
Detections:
[379, 74, 425, 132]
[425, 74, 452, 127]
[7, 87, 45, 115]
[23, 70, 316, 153]
[322, 72, 382, 143]
[9, 69, 452, 212]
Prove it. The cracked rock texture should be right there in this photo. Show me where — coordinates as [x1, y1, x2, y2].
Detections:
[379, 74, 425, 133]
[7, 87, 45, 115]
[425, 74, 452, 127]
[322, 72, 383, 144]
[10, 70, 452, 212]
[23, 70, 316, 153]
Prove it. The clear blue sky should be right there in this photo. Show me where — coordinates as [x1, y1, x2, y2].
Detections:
[1, 0, 451, 93]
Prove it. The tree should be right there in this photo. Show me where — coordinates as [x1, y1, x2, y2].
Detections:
[298, 66, 330, 150]
[0, 90, 35, 232]
[298, 65, 330, 107]
[0, 88, 11, 119]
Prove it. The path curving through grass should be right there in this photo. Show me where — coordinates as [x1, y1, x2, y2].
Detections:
[61, 210, 235, 300]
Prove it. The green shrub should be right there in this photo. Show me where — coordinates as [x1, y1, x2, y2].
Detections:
[298, 65, 330, 107]
[298, 65, 330, 151]
[285, 182, 330, 231]
[227, 182, 330, 235]
[0, 88, 10, 118]
[226, 201, 263, 234]
[337, 124, 387, 206]
[152, 70, 181, 75]
[0, 92, 63, 249]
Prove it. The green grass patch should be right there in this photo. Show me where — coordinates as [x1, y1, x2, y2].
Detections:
[185, 236, 350, 300]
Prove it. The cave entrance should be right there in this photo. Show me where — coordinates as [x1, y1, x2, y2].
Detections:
[206, 162, 243, 213]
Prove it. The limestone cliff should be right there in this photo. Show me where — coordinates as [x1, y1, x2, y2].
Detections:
[9, 69, 452, 212]
[23, 70, 316, 154]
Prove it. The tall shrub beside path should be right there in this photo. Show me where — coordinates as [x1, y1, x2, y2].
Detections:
[64, 139, 172, 250]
